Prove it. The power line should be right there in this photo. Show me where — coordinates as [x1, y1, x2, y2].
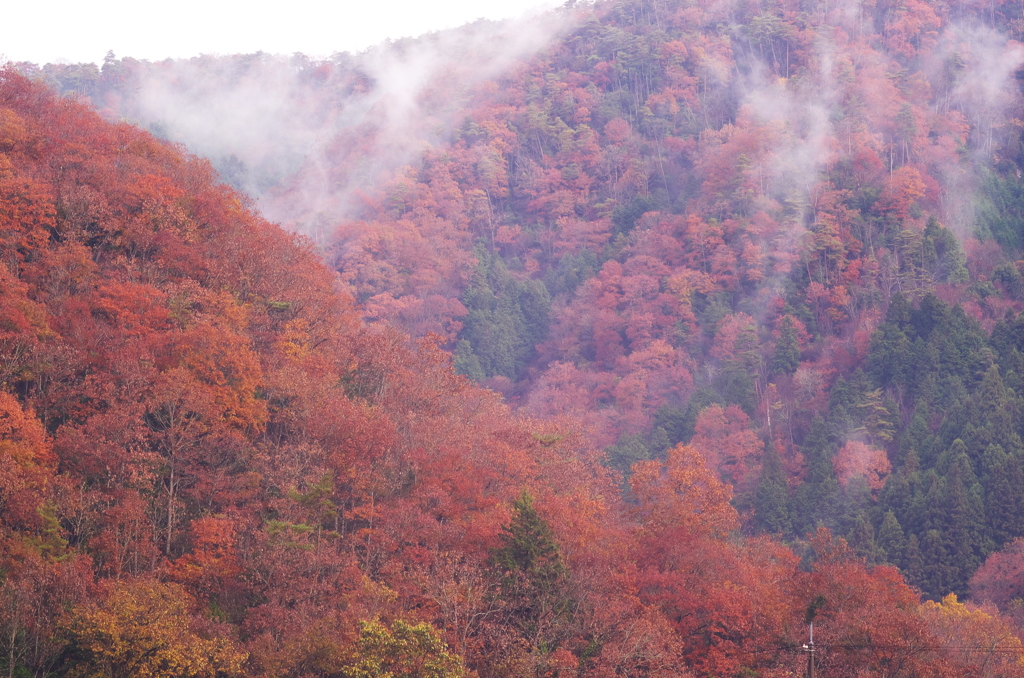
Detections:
[734, 641, 1024, 655]
[826, 643, 1024, 653]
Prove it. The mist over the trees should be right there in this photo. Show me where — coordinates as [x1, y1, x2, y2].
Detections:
[8, 0, 1024, 674]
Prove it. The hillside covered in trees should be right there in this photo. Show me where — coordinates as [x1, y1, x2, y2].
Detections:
[9, 0, 1024, 673]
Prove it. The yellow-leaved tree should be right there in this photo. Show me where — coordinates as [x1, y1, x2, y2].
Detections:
[919, 593, 1024, 678]
[340, 619, 466, 678]
[63, 579, 246, 678]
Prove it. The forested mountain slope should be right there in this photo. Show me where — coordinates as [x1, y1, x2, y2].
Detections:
[38, 0, 1024, 601]
[12, 0, 1024, 663]
[6, 63, 1024, 677]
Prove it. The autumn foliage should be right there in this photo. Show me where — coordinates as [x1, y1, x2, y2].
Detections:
[8, 0, 1024, 669]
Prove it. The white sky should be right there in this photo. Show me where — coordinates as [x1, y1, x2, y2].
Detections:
[3, 0, 563, 65]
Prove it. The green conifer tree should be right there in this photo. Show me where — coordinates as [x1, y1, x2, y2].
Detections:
[772, 315, 800, 376]
[790, 417, 841, 535]
[983, 444, 1024, 546]
[877, 510, 907, 565]
[491, 493, 575, 653]
[904, 533, 924, 588]
[847, 512, 883, 565]
[919, 529, 953, 598]
[754, 440, 790, 535]
[453, 340, 485, 381]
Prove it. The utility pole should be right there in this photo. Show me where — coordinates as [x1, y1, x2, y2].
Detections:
[802, 621, 815, 678]
[804, 595, 824, 678]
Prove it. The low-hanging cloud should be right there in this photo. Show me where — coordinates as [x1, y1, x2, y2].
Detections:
[87, 10, 569, 237]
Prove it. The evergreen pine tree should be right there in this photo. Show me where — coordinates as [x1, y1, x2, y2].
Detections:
[879, 451, 918, 521]
[895, 406, 931, 468]
[866, 321, 912, 388]
[493, 493, 567, 588]
[453, 340, 485, 381]
[942, 445, 987, 595]
[653, 404, 691, 448]
[1002, 347, 1024, 397]
[847, 512, 883, 565]
[976, 364, 1011, 426]
[460, 248, 551, 380]
[649, 427, 671, 458]
[491, 492, 574, 652]
[919, 529, 953, 598]
[983, 444, 1024, 546]
[886, 292, 913, 329]
[754, 440, 790, 535]
[910, 292, 945, 341]
[877, 510, 907, 565]
[922, 216, 968, 284]
[908, 469, 944, 536]
[790, 416, 841, 535]
[772, 315, 800, 375]
[606, 433, 652, 476]
[904, 533, 924, 588]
